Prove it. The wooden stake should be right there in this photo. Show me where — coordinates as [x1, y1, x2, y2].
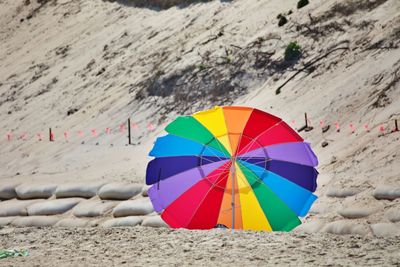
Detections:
[128, 118, 132, 145]
[305, 113, 308, 128]
[49, 128, 54, 142]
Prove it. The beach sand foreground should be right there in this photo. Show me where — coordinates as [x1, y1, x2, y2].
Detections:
[1, 226, 400, 266]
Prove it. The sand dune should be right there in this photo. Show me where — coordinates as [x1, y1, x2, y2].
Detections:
[0, 0, 399, 265]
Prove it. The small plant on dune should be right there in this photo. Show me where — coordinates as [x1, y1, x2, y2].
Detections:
[156, 70, 165, 76]
[198, 64, 208, 71]
[222, 48, 233, 64]
[284, 41, 302, 61]
[297, 0, 309, 9]
[277, 14, 288, 27]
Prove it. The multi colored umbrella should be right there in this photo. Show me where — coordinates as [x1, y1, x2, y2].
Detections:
[146, 106, 318, 231]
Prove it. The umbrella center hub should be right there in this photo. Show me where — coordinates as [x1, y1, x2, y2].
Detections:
[229, 156, 237, 169]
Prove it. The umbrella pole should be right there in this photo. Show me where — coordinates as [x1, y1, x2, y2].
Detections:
[230, 163, 235, 233]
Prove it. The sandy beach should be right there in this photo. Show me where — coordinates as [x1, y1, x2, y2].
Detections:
[1, 226, 400, 266]
[0, 0, 399, 265]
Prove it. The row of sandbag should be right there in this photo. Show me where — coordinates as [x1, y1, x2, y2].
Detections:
[0, 215, 167, 228]
[0, 197, 155, 217]
[0, 182, 148, 200]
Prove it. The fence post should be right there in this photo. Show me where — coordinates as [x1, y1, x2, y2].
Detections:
[49, 128, 54, 142]
[128, 118, 132, 145]
[304, 113, 308, 128]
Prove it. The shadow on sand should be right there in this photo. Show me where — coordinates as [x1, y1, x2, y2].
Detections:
[105, 0, 232, 10]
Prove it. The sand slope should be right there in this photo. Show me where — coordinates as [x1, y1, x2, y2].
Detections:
[0, 0, 400, 264]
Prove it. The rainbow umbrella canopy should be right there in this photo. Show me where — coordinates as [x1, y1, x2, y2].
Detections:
[146, 106, 318, 231]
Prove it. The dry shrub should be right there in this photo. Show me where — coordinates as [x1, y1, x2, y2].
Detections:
[323, 0, 388, 20]
[107, 0, 215, 9]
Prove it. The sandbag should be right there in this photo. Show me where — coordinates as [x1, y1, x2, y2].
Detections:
[321, 220, 371, 236]
[73, 199, 117, 217]
[309, 203, 333, 215]
[55, 182, 105, 198]
[0, 182, 19, 199]
[325, 187, 359, 198]
[12, 216, 59, 227]
[370, 223, 400, 237]
[373, 185, 400, 200]
[293, 220, 325, 233]
[98, 183, 142, 200]
[338, 208, 374, 219]
[27, 198, 83, 216]
[0, 217, 16, 226]
[101, 216, 143, 228]
[15, 184, 57, 199]
[0, 199, 43, 216]
[385, 208, 400, 222]
[113, 198, 154, 217]
[56, 218, 92, 228]
[141, 216, 168, 228]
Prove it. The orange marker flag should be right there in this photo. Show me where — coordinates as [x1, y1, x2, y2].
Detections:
[147, 122, 155, 131]
[349, 123, 355, 134]
[119, 124, 126, 133]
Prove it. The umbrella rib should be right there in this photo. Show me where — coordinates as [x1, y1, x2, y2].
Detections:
[199, 163, 231, 187]
[210, 136, 231, 158]
[236, 158, 272, 166]
[150, 156, 224, 187]
[166, 133, 228, 162]
[198, 159, 230, 184]
[184, 164, 231, 228]
[200, 157, 220, 164]
[233, 131, 267, 192]
[199, 137, 229, 163]
[237, 121, 283, 156]
[237, 162, 303, 226]
[238, 159, 318, 195]
[236, 162, 268, 188]
[239, 157, 316, 168]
